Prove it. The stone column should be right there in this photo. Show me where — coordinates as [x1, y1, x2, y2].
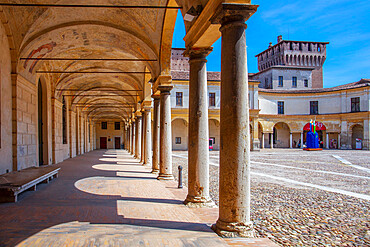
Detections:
[301, 132, 304, 148]
[211, 3, 258, 238]
[363, 119, 370, 150]
[270, 133, 274, 149]
[338, 134, 341, 149]
[157, 86, 174, 180]
[131, 120, 136, 155]
[127, 124, 131, 152]
[152, 96, 160, 173]
[143, 107, 152, 166]
[184, 47, 214, 207]
[326, 133, 329, 149]
[140, 110, 145, 163]
[289, 133, 293, 148]
[135, 115, 142, 159]
[252, 119, 260, 151]
[261, 133, 264, 149]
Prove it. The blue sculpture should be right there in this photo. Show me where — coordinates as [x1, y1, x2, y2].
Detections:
[306, 120, 320, 149]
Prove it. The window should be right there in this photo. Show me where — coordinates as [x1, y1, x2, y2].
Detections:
[278, 76, 283, 87]
[299, 43, 302, 51]
[351, 97, 360, 112]
[317, 45, 321, 52]
[62, 97, 67, 144]
[310, 101, 319, 115]
[304, 79, 309, 87]
[308, 43, 312, 51]
[278, 101, 284, 114]
[292, 77, 297, 88]
[176, 92, 183, 106]
[209, 93, 216, 107]
[290, 42, 293, 50]
[114, 122, 120, 130]
[175, 137, 181, 144]
[102, 121, 107, 129]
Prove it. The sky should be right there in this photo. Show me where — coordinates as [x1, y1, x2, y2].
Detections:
[171, 0, 370, 88]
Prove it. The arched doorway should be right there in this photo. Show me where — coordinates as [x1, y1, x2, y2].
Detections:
[37, 79, 48, 166]
[273, 122, 290, 148]
[351, 124, 363, 149]
[209, 119, 220, 151]
[171, 118, 188, 151]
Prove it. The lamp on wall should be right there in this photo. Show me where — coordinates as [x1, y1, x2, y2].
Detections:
[184, 5, 202, 22]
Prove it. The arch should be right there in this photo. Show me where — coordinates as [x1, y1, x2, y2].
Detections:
[351, 124, 363, 149]
[171, 118, 188, 151]
[273, 122, 291, 148]
[298, 55, 301, 66]
[209, 119, 220, 151]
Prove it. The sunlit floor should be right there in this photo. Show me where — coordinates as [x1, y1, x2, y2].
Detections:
[0, 150, 277, 247]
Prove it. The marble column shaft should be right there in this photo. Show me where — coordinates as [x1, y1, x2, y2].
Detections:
[131, 121, 136, 155]
[140, 112, 145, 163]
[157, 87, 174, 180]
[152, 97, 160, 173]
[211, 3, 258, 238]
[184, 48, 213, 207]
[144, 108, 152, 166]
[135, 116, 142, 159]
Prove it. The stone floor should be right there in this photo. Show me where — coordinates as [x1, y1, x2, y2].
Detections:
[0, 150, 278, 247]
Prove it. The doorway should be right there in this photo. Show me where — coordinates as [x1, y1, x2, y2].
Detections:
[100, 137, 107, 149]
[37, 79, 48, 166]
[115, 137, 121, 149]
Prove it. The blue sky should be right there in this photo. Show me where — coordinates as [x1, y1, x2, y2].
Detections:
[172, 0, 370, 88]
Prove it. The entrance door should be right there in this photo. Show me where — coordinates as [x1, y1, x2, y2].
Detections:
[38, 80, 44, 165]
[115, 137, 121, 149]
[100, 137, 107, 149]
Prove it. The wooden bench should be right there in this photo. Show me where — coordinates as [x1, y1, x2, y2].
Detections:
[0, 166, 60, 203]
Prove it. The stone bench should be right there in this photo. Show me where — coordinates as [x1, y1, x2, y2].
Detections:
[0, 166, 60, 203]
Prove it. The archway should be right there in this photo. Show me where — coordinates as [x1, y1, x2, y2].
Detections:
[351, 124, 363, 149]
[273, 122, 290, 148]
[37, 79, 49, 166]
[209, 119, 220, 151]
[303, 121, 326, 148]
[171, 118, 188, 151]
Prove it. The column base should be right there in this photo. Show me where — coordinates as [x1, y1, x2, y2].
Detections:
[251, 139, 260, 151]
[157, 173, 174, 180]
[212, 219, 255, 238]
[151, 168, 159, 174]
[184, 195, 217, 208]
[143, 162, 152, 167]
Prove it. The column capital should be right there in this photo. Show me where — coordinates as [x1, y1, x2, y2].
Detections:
[158, 85, 173, 93]
[184, 47, 213, 60]
[152, 93, 161, 100]
[211, 3, 258, 26]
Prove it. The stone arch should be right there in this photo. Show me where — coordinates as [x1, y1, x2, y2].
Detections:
[171, 118, 188, 151]
[209, 119, 220, 150]
[273, 122, 291, 148]
[351, 124, 363, 149]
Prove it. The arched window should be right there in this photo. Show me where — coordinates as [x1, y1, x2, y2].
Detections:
[62, 96, 67, 144]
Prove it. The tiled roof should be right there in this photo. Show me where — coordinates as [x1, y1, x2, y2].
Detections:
[259, 79, 370, 94]
[171, 71, 256, 81]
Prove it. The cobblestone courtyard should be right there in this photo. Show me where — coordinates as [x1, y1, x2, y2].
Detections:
[172, 149, 370, 246]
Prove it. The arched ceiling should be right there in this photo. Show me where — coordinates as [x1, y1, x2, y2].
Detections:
[0, 0, 197, 122]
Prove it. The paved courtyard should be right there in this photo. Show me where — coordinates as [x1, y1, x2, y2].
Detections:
[172, 149, 370, 246]
[0, 150, 277, 247]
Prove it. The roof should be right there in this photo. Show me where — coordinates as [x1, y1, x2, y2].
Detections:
[256, 40, 329, 57]
[171, 71, 256, 81]
[259, 79, 370, 94]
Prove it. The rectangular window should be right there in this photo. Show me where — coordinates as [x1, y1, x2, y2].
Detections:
[304, 79, 309, 87]
[310, 101, 319, 115]
[102, 121, 107, 130]
[278, 101, 284, 114]
[278, 76, 283, 87]
[175, 137, 181, 144]
[209, 93, 216, 107]
[292, 77, 297, 88]
[308, 43, 312, 51]
[176, 92, 183, 106]
[114, 122, 120, 130]
[299, 43, 302, 51]
[62, 97, 67, 144]
[290, 42, 293, 50]
[351, 97, 360, 112]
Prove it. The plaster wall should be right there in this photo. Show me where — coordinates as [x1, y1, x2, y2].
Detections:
[0, 22, 12, 175]
[95, 121, 124, 149]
